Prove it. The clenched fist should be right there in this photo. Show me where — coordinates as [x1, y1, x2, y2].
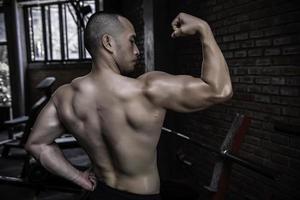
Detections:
[171, 13, 210, 38]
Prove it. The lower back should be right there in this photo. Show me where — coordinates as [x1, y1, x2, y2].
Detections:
[94, 162, 161, 194]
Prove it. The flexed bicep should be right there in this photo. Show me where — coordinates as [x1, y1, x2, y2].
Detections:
[140, 71, 220, 113]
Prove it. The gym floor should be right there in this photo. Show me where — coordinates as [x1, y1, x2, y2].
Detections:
[0, 130, 90, 200]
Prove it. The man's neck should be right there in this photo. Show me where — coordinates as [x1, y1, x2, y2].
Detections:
[90, 56, 121, 77]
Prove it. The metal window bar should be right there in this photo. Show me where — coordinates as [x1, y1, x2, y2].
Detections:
[47, 6, 51, 61]
[19, 0, 70, 7]
[41, 6, 48, 62]
[74, 3, 81, 59]
[77, 2, 84, 59]
[78, 19, 83, 59]
[58, 4, 65, 61]
[44, 6, 49, 60]
[23, 8, 31, 62]
[25, 0, 95, 62]
[63, 4, 69, 60]
[83, 40, 87, 59]
[80, 20, 85, 59]
[47, 6, 53, 60]
[29, 8, 35, 61]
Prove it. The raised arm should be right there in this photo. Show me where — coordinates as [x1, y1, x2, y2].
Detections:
[140, 13, 232, 112]
[25, 98, 95, 190]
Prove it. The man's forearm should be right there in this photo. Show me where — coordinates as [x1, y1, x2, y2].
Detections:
[30, 144, 89, 189]
[38, 144, 80, 181]
[199, 23, 232, 98]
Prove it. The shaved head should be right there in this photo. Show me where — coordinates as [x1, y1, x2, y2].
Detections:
[84, 12, 125, 58]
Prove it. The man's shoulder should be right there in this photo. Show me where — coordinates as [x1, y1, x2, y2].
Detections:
[52, 76, 88, 98]
[136, 71, 174, 100]
[137, 71, 171, 82]
[53, 84, 71, 96]
[51, 84, 73, 104]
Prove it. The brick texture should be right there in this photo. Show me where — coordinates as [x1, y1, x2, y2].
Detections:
[161, 0, 300, 199]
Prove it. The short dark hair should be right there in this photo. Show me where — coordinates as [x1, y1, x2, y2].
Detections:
[84, 12, 124, 58]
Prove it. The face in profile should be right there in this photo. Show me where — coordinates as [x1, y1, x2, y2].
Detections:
[113, 17, 140, 75]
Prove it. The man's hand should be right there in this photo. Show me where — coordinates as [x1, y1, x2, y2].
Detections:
[171, 13, 209, 38]
[75, 168, 97, 191]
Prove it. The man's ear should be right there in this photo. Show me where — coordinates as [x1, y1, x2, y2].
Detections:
[101, 34, 114, 53]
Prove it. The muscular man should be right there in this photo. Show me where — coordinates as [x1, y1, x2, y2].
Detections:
[25, 12, 232, 200]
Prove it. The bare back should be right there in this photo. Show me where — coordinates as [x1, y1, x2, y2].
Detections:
[52, 74, 166, 194]
[26, 13, 232, 195]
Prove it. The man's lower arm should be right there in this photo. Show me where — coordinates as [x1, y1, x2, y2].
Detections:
[36, 144, 88, 188]
[199, 24, 232, 98]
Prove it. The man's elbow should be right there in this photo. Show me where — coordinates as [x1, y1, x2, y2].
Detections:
[24, 141, 34, 154]
[222, 86, 233, 101]
[215, 84, 233, 103]
[25, 141, 41, 158]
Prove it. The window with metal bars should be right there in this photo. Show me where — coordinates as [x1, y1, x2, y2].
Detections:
[0, 10, 11, 107]
[25, 0, 95, 62]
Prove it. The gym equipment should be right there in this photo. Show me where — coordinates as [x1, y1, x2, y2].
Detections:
[162, 115, 276, 180]
[0, 77, 56, 157]
[162, 113, 279, 200]
[0, 172, 88, 200]
[0, 76, 90, 199]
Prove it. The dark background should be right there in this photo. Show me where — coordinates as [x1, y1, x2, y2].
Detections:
[1, 0, 300, 199]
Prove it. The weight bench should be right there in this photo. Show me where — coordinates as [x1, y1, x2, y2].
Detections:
[1, 77, 56, 157]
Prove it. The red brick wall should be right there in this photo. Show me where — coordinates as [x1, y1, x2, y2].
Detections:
[164, 0, 300, 199]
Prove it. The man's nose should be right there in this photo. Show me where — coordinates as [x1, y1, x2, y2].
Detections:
[134, 45, 140, 57]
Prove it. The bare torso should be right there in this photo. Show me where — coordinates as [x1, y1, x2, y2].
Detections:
[26, 13, 232, 196]
[53, 73, 166, 194]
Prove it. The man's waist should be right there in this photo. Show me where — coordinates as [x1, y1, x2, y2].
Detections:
[91, 180, 161, 200]
[95, 171, 160, 195]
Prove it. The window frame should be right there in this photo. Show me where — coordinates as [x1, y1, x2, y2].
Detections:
[0, 7, 8, 62]
[0, 7, 11, 107]
[24, 0, 95, 63]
